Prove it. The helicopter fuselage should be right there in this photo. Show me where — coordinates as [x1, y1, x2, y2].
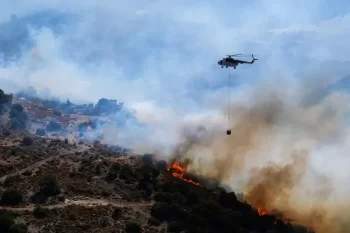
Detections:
[217, 59, 238, 69]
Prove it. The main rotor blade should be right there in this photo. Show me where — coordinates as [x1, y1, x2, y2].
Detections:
[226, 53, 242, 56]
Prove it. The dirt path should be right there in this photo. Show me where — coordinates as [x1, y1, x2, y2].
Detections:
[0, 198, 154, 212]
[0, 145, 89, 183]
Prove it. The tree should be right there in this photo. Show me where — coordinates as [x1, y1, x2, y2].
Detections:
[124, 221, 141, 233]
[105, 163, 121, 181]
[22, 136, 33, 146]
[33, 207, 50, 218]
[142, 154, 154, 164]
[0, 212, 15, 232]
[0, 188, 23, 206]
[53, 110, 62, 117]
[38, 175, 61, 196]
[9, 223, 28, 233]
[156, 160, 168, 171]
[46, 121, 62, 132]
[9, 104, 28, 130]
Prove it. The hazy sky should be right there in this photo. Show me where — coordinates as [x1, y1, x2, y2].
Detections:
[1, 0, 350, 111]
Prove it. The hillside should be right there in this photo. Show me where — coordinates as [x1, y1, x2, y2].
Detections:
[0, 89, 314, 233]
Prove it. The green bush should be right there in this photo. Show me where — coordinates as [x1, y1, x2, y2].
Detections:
[105, 163, 121, 181]
[156, 160, 167, 171]
[22, 136, 33, 146]
[124, 221, 141, 233]
[9, 104, 28, 130]
[33, 206, 50, 218]
[138, 164, 160, 180]
[189, 201, 242, 233]
[9, 223, 28, 233]
[154, 192, 173, 204]
[148, 217, 161, 226]
[53, 110, 62, 117]
[119, 165, 135, 180]
[0, 212, 15, 232]
[293, 224, 308, 233]
[153, 192, 186, 205]
[141, 154, 154, 164]
[3, 175, 21, 187]
[186, 191, 199, 205]
[218, 190, 238, 209]
[151, 203, 187, 222]
[112, 207, 122, 220]
[171, 192, 186, 205]
[0, 188, 23, 206]
[167, 221, 185, 232]
[38, 175, 61, 196]
[160, 181, 190, 196]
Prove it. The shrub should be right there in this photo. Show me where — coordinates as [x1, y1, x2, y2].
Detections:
[0, 89, 12, 105]
[0, 212, 15, 232]
[46, 121, 62, 132]
[53, 110, 62, 117]
[9, 223, 28, 233]
[148, 217, 161, 226]
[172, 192, 186, 205]
[0, 188, 23, 206]
[218, 190, 238, 209]
[112, 207, 122, 220]
[186, 191, 199, 205]
[119, 165, 135, 180]
[151, 203, 170, 221]
[22, 136, 33, 146]
[293, 224, 308, 233]
[4, 175, 21, 187]
[189, 201, 242, 232]
[142, 154, 154, 164]
[9, 104, 28, 130]
[125, 221, 141, 233]
[143, 183, 153, 198]
[156, 160, 167, 171]
[9, 104, 23, 115]
[38, 175, 61, 196]
[154, 192, 173, 204]
[167, 221, 185, 232]
[151, 203, 187, 222]
[33, 207, 50, 218]
[105, 162, 121, 181]
[138, 164, 160, 184]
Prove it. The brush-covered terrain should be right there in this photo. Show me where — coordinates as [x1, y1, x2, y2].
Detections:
[0, 89, 314, 233]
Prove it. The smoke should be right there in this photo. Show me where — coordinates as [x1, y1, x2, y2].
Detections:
[162, 76, 350, 233]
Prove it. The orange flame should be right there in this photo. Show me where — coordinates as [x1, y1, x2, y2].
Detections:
[257, 207, 268, 216]
[255, 206, 315, 231]
[167, 161, 201, 187]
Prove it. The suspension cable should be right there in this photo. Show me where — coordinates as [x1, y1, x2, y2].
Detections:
[228, 68, 231, 126]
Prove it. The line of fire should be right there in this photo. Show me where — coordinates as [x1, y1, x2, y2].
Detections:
[165, 159, 315, 233]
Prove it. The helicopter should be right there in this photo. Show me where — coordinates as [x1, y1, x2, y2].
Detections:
[218, 54, 258, 69]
